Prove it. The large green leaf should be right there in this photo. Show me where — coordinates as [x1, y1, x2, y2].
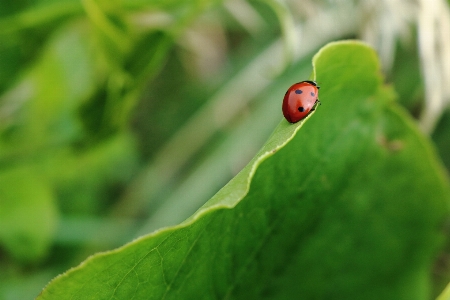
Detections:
[37, 41, 450, 299]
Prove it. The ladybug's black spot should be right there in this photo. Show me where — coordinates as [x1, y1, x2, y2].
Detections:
[311, 92, 315, 97]
[298, 107, 305, 112]
[295, 89, 302, 94]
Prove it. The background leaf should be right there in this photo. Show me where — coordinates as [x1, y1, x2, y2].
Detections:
[37, 41, 450, 300]
[0, 167, 57, 263]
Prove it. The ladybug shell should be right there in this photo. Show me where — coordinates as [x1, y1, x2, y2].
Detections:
[282, 81, 319, 123]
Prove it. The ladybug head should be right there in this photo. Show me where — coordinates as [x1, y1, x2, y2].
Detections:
[302, 80, 320, 89]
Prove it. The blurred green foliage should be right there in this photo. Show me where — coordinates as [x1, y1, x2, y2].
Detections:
[0, 0, 449, 299]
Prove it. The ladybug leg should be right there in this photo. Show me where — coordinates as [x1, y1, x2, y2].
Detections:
[310, 99, 321, 112]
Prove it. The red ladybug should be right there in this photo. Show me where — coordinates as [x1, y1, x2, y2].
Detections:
[282, 80, 320, 123]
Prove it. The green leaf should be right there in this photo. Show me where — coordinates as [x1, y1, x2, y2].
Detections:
[437, 281, 450, 300]
[0, 22, 100, 160]
[0, 167, 58, 262]
[37, 41, 450, 299]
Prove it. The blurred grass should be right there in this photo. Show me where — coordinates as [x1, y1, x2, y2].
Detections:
[0, 0, 449, 299]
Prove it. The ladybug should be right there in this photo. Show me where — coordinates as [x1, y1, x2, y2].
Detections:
[282, 80, 321, 123]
